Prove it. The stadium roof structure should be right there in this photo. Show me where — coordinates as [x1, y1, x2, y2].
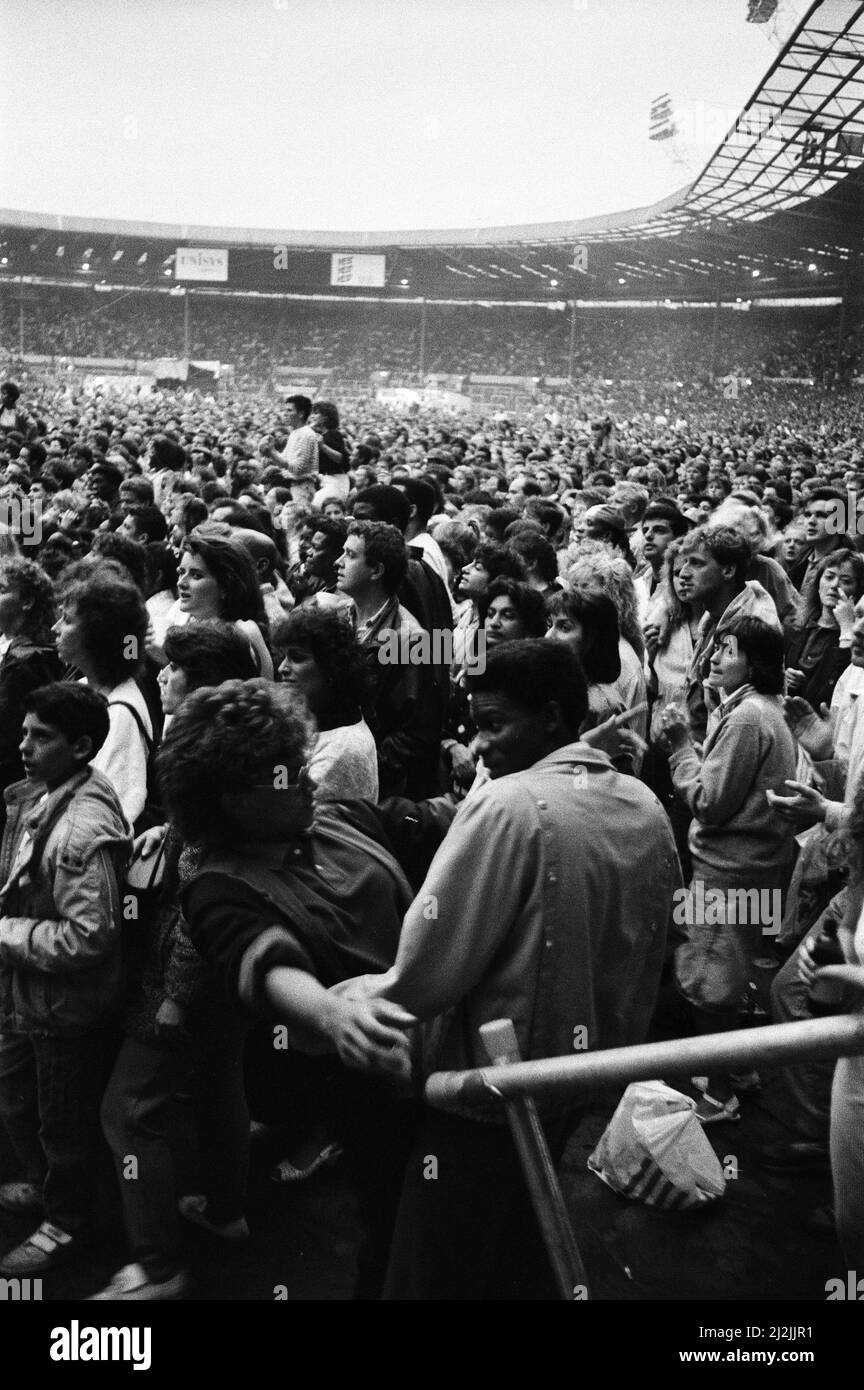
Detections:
[684, 0, 864, 224]
[1, 0, 864, 304]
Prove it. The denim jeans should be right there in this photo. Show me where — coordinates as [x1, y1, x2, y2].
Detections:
[0, 1028, 116, 1234]
[769, 940, 833, 1143]
[100, 1023, 249, 1282]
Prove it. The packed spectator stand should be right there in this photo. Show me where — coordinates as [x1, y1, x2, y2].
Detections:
[3, 286, 863, 390]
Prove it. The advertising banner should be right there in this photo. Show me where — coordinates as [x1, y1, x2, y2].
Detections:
[330, 253, 386, 288]
[175, 248, 229, 282]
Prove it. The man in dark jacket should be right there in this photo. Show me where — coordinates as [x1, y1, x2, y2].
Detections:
[337, 521, 444, 799]
[351, 484, 454, 654]
[787, 487, 853, 596]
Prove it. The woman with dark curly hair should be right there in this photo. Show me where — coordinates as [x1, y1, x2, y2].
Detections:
[0, 557, 63, 814]
[273, 607, 378, 800]
[310, 400, 350, 507]
[160, 621, 258, 717]
[163, 524, 273, 679]
[477, 577, 547, 651]
[155, 679, 417, 1296]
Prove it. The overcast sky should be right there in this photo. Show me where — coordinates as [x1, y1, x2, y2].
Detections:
[0, 0, 810, 231]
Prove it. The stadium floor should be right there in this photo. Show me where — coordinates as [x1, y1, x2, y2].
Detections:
[0, 1065, 838, 1304]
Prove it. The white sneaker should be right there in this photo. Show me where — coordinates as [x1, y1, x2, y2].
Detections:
[0, 1220, 75, 1275]
[89, 1262, 187, 1300]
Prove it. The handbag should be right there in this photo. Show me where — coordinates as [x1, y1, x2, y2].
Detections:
[122, 831, 168, 998]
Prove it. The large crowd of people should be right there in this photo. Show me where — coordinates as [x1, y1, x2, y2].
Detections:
[2, 287, 862, 388]
[0, 358, 862, 1302]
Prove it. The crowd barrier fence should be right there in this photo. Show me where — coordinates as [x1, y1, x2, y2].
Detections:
[424, 1014, 864, 1300]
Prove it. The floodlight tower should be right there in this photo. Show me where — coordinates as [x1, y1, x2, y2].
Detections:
[649, 92, 699, 177]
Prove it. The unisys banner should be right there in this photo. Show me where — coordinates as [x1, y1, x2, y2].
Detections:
[175, 247, 229, 282]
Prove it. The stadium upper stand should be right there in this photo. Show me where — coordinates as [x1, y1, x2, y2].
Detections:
[1, 0, 863, 393]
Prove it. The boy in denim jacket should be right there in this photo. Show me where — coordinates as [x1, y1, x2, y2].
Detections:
[0, 683, 129, 1276]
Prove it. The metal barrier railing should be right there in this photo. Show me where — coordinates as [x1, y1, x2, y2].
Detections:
[424, 1015, 864, 1300]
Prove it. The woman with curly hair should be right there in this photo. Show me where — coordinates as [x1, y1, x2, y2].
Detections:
[562, 543, 648, 764]
[156, 679, 417, 1296]
[0, 557, 63, 815]
[310, 400, 351, 507]
[562, 541, 645, 660]
[477, 577, 547, 651]
[272, 607, 377, 801]
[159, 620, 258, 716]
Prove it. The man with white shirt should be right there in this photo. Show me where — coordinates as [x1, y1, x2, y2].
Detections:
[269, 395, 318, 506]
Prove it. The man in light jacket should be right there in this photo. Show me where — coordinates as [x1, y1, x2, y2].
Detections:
[337, 641, 682, 1299]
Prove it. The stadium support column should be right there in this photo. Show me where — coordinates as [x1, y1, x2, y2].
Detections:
[419, 298, 427, 379]
[834, 264, 851, 387]
[18, 277, 24, 359]
[568, 300, 577, 384]
[183, 288, 191, 361]
[709, 274, 721, 383]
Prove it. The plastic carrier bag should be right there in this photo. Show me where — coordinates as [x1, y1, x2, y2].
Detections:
[587, 1080, 726, 1210]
